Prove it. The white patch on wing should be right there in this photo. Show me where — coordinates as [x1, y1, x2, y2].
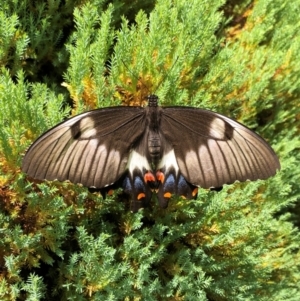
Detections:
[79, 117, 97, 138]
[209, 118, 226, 139]
[158, 149, 179, 173]
[89, 138, 99, 148]
[127, 150, 151, 173]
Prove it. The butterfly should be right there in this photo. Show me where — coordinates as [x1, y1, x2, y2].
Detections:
[22, 95, 280, 212]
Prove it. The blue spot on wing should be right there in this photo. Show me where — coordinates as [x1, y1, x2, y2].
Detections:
[164, 174, 176, 191]
[178, 174, 189, 190]
[134, 176, 145, 191]
[122, 175, 146, 193]
[122, 176, 132, 191]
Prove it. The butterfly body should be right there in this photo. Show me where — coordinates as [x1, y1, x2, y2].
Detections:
[22, 95, 280, 212]
[109, 95, 197, 211]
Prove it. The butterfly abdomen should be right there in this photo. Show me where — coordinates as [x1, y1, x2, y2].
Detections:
[147, 130, 162, 165]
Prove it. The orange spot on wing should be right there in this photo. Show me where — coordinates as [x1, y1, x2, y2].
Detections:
[192, 188, 198, 197]
[144, 171, 155, 183]
[107, 189, 114, 196]
[163, 192, 172, 198]
[156, 170, 165, 183]
[137, 193, 146, 200]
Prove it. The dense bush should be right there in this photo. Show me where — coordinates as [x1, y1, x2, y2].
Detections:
[0, 0, 299, 300]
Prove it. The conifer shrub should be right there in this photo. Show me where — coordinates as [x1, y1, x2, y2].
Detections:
[0, 0, 300, 300]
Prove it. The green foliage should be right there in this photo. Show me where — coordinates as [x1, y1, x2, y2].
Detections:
[0, 0, 300, 300]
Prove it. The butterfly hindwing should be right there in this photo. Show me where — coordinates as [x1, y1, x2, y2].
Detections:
[160, 106, 280, 189]
[22, 107, 146, 188]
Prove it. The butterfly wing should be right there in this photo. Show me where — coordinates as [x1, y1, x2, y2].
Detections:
[22, 106, 146, 188]
[160, 107, 280, 189]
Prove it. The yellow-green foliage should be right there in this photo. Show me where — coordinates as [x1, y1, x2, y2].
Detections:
[0, 0, 300, 300]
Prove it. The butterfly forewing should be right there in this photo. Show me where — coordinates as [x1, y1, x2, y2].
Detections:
[160, 107, 280, 189]
[22, 107, 146, 188]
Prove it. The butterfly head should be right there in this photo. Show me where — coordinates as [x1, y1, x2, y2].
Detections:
[147, 95, 159, 107]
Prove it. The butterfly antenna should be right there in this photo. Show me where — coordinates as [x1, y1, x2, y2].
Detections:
[151, 56, 179, 96]
[120, 58, 152, 103]
[120, 56, 179, 103]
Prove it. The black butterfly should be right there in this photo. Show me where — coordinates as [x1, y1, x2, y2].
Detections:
[22, 95, 280, 212]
